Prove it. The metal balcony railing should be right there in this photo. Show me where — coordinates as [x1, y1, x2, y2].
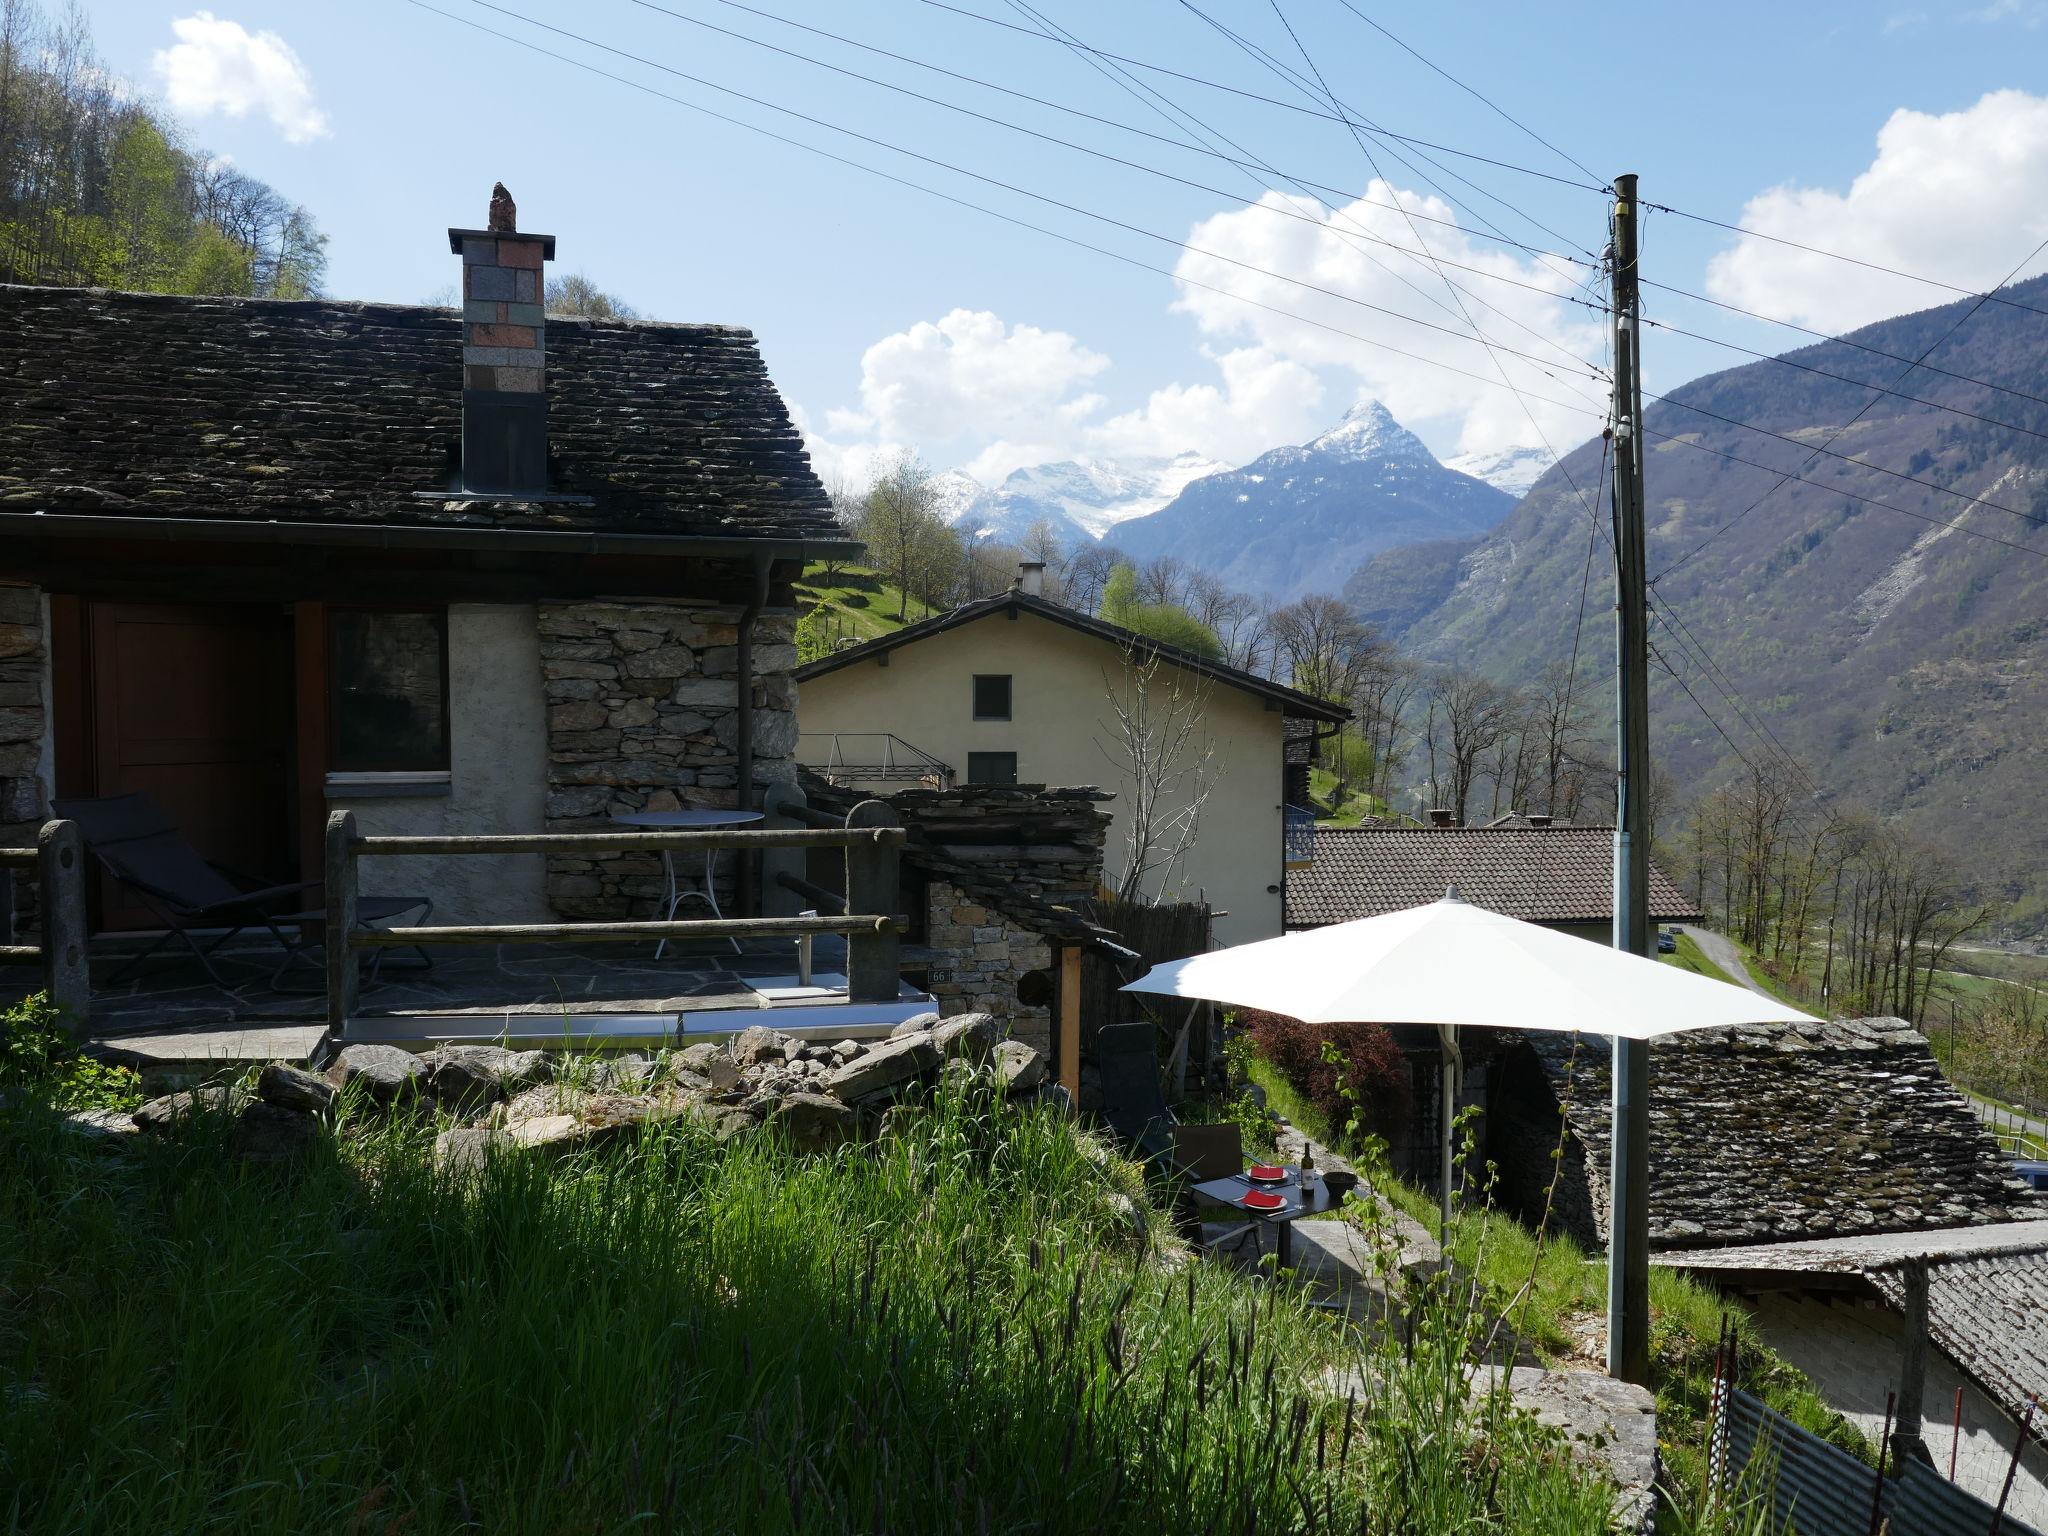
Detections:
[811, 732, 955, 787]
[1283, 804, 1317, 870]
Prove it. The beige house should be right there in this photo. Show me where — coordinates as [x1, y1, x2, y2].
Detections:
[793, 579, 1347, 944]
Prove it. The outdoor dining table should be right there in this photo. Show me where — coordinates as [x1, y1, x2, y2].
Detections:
[608, 808, 763, 957]
[1191, 1166, 1335, 1271]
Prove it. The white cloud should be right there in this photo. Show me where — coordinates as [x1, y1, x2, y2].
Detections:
[152, 12, 329, 143]
[1705, 89, 2048, 333]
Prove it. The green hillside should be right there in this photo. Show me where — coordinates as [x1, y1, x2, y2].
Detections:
[1346, 273, 2048, 934]
[793, 563, 938, 657]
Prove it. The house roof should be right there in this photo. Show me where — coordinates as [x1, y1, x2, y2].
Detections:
[794, 590, 1351, 722]
[1527, 1017, 2046, 1252]
[1285, 824, 1705, 928]
[0, 285, 843, 545]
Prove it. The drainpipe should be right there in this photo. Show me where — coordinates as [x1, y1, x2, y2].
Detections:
[735, 551, 772, 914]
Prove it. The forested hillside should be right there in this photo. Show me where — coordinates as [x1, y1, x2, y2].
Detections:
[0, 0, 325, 297]
[1347, 274, 2048, 932]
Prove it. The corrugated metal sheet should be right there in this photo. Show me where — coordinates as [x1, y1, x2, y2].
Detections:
[1716, 1388, 2044, 1536]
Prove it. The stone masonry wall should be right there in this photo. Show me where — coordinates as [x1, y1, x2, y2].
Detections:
[0, 583, 46, 936]
[925, 878, 1053, 1055]
[540, 601, 797, 919]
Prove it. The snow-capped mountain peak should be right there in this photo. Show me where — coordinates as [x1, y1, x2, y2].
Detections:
[1306, 399, 1432, 462]
[940, 451, 1234, 546]
[1441, 444, 1551, 499]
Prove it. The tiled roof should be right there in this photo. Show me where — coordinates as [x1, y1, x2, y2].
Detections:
[794, 590, 1351, 723]
[1286, 825, 1704, 928]
[0, 285, 838, 542]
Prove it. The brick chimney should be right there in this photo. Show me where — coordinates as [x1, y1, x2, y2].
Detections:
[447, 183, 555, 495]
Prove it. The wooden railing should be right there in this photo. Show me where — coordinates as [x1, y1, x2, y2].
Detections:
[0, 820, 91, 1029]
[322, 809, 906, 1031]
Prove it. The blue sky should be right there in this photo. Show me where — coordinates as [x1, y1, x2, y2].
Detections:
[86, 0, 2048, 485]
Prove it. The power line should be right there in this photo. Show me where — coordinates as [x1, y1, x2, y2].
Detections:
[406, 0, 1608, 414]
[1643, 200, 2048, 322]
[1649, 603, 1823, 802]
[909, 0, 1613, 193]
[449, 0, 1606, 383]
[1650, 229, 2048, 580]
[1325, 0, 1605, 186]
[1648, 638, 1772, 783]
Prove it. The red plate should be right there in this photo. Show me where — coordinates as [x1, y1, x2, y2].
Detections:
[1247, 1163, 1287, 1184]
[1242, 1189, 1287, 1212]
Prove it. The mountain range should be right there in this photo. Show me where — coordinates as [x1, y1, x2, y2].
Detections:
[1346, 273, 2048, 932]
[940, 452, 1231, 548]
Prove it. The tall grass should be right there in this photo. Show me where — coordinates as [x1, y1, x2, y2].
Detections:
[0, 1073, 1617, 1533]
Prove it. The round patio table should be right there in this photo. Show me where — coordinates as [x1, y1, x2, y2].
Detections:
[608, 808, 763, 957]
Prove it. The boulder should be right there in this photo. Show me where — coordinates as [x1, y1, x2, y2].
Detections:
[425, 1051, 505, 1113]
[730, 1026, 790, 1067]
[435, 1126, 515, 1177]
[991, 1039, 1047, 1095]
[501, 1083, 572, 1124]
[675, 1042, 727, 1076]
[823, 1033, 941, 1103]
[930, 1013, 997, 1063]
[133, 1083, 237, 1133]
[701, 1054, 744, 1092]
[1025, 1081, 1075, 1118]
[769, 1091, 857, 1152]
[889, 1012, 941, 1039]
[232, 1101, 319, 1163]
[62, 1107, 138, 1142]
[500, 1050, 552, 1090]
[594, 1053, 652, 1093]
[328, 1044, 426, 1109]
[257, 1062, 336, 1115]
[506, 1113, 583, 1151]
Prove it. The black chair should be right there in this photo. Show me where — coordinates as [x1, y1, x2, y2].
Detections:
[1095, 1021, 1178, 1166]
[53, 792, 431, 987]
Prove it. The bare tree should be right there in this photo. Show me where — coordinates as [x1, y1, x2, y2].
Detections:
[1421, 667, 1514, 823]
[1061, 543, 1117, 614]
[1135, 554, 1196, 609]
[1096, 643, 1220, 906]
[545, 272, 639, 319]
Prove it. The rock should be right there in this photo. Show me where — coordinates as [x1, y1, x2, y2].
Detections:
[1102, 1190, 1152, 1256]
[992, 1039, 1047, 1095]
[824, 1033, 941, 1103]
[500, 1050, 551, 1090]
[501, 1083, 572, 1123]
[426, 1052, 504, 1113]
[830, 1039, 861, 1062]
[797, 1043, 836, 1063]
[594, 1053, 652, 1092]
[62, 1107, 137, 1142]
[676, 1042, 727, 1075]
[232, 1101, 319, 1163]
[930, 1013, 997, 1063]
[889, 1012, 940, 1038]
[257, 1062, 336, 1114]
[328, 1044, 426, 1109]
[769, 1091, 857, 1152]
[670, 1069, 713, 1095]
[435, 1126, 515, 1177]
[730, 1026, 790, 1067]
[1029, 1081, 1076, 1117]
[506, 1113, 583, 1150]
[133, 1083, 236, 1133]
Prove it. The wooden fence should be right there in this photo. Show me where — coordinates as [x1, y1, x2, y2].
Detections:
[0, 820, 91, 1029]
[323, 808, 906, 1032]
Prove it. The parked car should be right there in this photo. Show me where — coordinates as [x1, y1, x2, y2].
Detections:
[1657, 930, 1678, 954]
[2012, 1160, 2048, 1192]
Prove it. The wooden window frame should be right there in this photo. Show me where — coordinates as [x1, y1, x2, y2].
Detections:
[325, 605, 452, 774]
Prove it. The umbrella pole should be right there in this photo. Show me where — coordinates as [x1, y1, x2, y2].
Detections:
[1437, 1021, 1461, 1237]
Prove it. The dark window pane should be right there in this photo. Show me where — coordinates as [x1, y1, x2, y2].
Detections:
[331, 610, 448, 771]
[967, 751, 1017, 786]
[972, 674, 1012, 720]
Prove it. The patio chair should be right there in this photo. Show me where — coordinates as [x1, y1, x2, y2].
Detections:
[1096, 1021, 1178, 1166]
[52, 792, 432, 987]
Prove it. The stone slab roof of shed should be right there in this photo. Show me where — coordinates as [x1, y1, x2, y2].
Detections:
[0, 285, 837, 542]
[1528, 1018, 2046, 1251]
[1287, 825, 1704, 928]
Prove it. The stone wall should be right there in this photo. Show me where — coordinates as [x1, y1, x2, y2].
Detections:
[539, 600, 798, 919]
[925, 879, 1053, 1054]
[0, 583, 46, 935]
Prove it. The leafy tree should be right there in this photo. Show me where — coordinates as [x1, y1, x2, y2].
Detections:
[177, 226, 254, 296]
[545, 272, 639, 319]
[1099, 564, 1224, 660]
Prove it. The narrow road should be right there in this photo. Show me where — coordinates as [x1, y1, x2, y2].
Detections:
[1680, 926, 1770, 999]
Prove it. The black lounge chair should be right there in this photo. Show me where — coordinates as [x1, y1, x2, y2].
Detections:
[1095, 1020, 1178, 1166]
[53, 792, 431, 987]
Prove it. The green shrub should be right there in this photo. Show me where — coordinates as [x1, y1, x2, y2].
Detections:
[1242, 1010, 1411, 1148]
[0, 992, 140, 1111]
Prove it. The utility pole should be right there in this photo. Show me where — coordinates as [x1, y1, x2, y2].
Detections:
[1607, 171, 1653, 1387]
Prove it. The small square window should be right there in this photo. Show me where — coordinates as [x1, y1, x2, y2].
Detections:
[967, 751, 1018, 786]
[972, 674, 1012, 720]
[330, 608, 450, 772]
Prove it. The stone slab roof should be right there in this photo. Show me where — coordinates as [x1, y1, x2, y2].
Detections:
[1528, 1017, 2046, 1250]
[0, 285, 838, 542]
[1287, 825, 1705, 928]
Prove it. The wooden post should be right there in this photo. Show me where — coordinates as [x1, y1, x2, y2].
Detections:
[759, 781, 810, 919]
[1892, 1257, 1931, 1467]
[844, 799, 901, 1004]
[325, 809, 359, 1036]
[37, 819, 89, 1033]
[1058, 941, 1083, 1100]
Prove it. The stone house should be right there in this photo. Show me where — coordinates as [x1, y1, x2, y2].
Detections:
[0, 188, 853, 931]
[793, 576, 1350, 945]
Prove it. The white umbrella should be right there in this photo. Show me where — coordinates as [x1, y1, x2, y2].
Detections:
[1122, 893, 1820, 1231]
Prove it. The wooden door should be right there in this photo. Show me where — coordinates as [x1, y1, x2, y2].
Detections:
[84, 602, 295, 930]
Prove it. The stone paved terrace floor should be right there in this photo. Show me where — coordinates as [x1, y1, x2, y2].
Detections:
[2, 934, 933, 1066]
